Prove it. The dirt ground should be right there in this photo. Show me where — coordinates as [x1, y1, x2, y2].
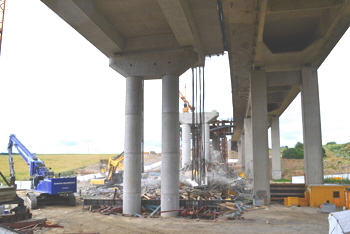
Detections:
[29, 198, 330, 234]
[6, 152, 340, 233]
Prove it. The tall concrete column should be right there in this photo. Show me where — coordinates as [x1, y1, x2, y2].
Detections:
[244, 118, 253, 178]
[212, 134, 219, 151]
[180, 111, 218, 164]
[204, 122, 210, 161]
[301, 67, 324, 184]
[271, 116, 281, 180]
[238, 135, 245, 168]
[123, 77, 143, 215]
[110, 49, 198, 216]
[227, 139, 232, 152]
[181, 123, 191, 167]
[251, 70, 270, 205]
[244, 117, 252, 178]
[161, 74, 180, 217]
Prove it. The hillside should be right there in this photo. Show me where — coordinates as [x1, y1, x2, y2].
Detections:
[279, 143, 350, 179]
[1, 143, 349, 183]
[0, 154, 120, 183]
[279, 156, 350, 180]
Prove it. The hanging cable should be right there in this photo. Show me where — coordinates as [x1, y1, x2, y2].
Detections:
[190, 66, 206, 185]
[191, 68, 197, 182]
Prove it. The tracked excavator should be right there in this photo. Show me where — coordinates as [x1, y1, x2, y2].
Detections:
[7, 134, 77, 209]
[90, 151, 124, 185]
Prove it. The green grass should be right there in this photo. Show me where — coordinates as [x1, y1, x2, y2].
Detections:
[0, 154, 119, 184]
[324, 178, 350, 184]
[324, 143, 350, 159]
[272, 178, 292, 183]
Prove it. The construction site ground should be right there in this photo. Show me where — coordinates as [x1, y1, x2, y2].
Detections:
[29, 198, 329, 234]
[6, 152, 344, 233]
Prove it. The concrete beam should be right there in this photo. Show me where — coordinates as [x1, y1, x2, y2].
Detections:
[266, 71, 301, 86]
[157, 0, 205, 65]
[41, 0, 124, 57]
[267, 0, 344, 12]
[180, 111, 219, 124]
[109, 50, 198, 79]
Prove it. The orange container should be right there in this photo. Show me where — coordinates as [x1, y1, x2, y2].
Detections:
[298, 198, 309, 206]
[284, 197, 299, 206]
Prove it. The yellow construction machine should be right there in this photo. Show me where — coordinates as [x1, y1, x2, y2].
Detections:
[90, 152, 124, 185]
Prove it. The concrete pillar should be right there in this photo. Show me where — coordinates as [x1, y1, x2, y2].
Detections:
[251, 70, 270, 205]
[212, 134, 219, 151]
[181, 123, 191, 167]
[110, 50, 198, 216]
[238, 136, 244, 168]
[161, 74, 180, 217]
[123, 77, 143, 215]
[271, 116, 282, 180]
[180, 111, 218, 164]
[241, 135, 245, 170]
[227, 139, 232, 152]
[244, 118, 253, 178]
[204, 122, 210, 161]
[301, 67, 324, 184]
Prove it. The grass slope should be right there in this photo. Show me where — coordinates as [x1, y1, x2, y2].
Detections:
[0, 154, 118, 184]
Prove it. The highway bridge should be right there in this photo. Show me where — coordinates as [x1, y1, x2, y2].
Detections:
[41, 0, 350, 215]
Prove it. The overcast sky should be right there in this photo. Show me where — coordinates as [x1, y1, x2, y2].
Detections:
[0, 0, 349, 154]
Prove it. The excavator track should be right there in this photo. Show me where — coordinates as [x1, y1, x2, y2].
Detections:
[26, 192, 37, 209]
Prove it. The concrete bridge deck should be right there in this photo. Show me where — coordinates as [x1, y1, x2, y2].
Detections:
[40, 0, 350, 214]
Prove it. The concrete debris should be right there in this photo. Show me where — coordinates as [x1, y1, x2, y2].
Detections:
[90, 205, 123, 215]
[79, 185, 122, 200]
[80, 152, 253, 202]
[79, 150, 255, 220]
[1, 218, 47, 233]
[141, 173, 161, 196]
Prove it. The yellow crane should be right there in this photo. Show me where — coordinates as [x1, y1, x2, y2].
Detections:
[179, 90, 194, 113]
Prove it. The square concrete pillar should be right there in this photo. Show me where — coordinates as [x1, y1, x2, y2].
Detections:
[271, 116, 281, 180]
[301, 67, 324, 184]
[238, 134, 245, 169]
[244, 117, 253, 178]
[251, 70, 270, 205]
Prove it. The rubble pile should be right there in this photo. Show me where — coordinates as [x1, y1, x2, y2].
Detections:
[80, 150, 254, 220]
[79, 186, 122, 199]
[179, 150, 253, 201]
[141, 173, 161, 199]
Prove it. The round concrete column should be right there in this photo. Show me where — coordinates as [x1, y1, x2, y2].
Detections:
[181, 123, 191, 167]
[123, 76, 143, 215]
[161, 74, 180, 217]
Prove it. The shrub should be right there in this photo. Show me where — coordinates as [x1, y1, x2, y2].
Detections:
[282, 148, 303, 159]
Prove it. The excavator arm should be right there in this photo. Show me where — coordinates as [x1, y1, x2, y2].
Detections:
[107, 151, 124, 180]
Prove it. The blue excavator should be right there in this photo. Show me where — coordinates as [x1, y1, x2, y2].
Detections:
[7, 134, 77, 208]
